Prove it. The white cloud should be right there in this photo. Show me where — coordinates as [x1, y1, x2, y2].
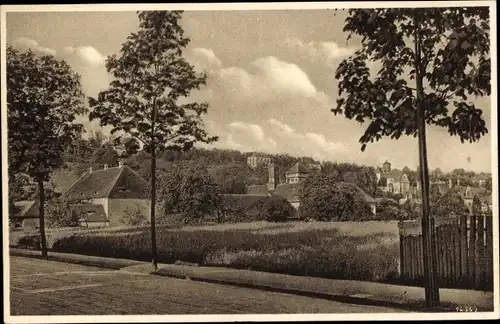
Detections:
[61, 46, 106, 68]
[201, 118, 347, 162]
[185, 47, 222, 71]
[267, 118, 347, 161]
[229, 121, 265, 141]
[12, 37, 57, 56]
[283, 38, 355, 66]
[212, 56, 326, 102]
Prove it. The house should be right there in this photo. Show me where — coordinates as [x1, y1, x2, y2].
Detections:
[62, 162, 150, 227]
[376, 161, 411, 197]
[10, 200, 39, 229]
[246, 155, 272, 169]
[472, 174, 490, 187]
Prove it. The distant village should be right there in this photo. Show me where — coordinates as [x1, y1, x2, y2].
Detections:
[11, 144, 493, 229]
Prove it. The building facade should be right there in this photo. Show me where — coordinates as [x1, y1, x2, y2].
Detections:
[63, 162, 150, 227]
[246, 155, 272, 169]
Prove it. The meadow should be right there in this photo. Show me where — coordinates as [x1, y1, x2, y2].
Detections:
[11, 220, 402, 284]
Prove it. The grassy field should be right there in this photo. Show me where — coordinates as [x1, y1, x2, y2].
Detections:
[10, 220, 401, 284]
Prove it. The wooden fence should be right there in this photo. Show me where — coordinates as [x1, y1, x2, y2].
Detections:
[399, 215, 493, 291]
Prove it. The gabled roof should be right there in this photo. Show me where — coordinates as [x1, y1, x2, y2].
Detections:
[285, 162, 310, 175]
[12, 200, 38, 218]
[63, 166, 123, 199]
[339, 182, 377, 204]
[222, 194, 272, 209]
[381, 169, 404, 180]
[63, 165, 149, 200]
[273, 183, 301, 203]
[71, 204, 108, 223]
[247, 185, 270, 196]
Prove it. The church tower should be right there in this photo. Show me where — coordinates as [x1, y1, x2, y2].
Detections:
[267, 163, 279, 191]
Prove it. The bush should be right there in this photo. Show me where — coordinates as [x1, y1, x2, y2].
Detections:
[257, 196, 294, 222]
[120, 205, 150, 226]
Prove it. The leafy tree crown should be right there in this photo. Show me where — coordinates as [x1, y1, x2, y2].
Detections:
[88, 10, 217, 154]
[334, 8, 490, 151]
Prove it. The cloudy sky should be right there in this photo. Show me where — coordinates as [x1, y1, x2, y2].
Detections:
[5, 8, 493, 172]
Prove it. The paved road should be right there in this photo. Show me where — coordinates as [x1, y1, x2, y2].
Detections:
[9, 256, 404, 315]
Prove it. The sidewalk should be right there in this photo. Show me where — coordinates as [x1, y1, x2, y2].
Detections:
[9, 248, 494, 312]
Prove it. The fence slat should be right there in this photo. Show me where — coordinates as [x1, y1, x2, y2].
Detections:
[399, 215, 493, 292]
[437, 225, 444, 283]
[411, 235, 416, 280]
[460, 214, 468, 284]
[485, 216, 493, 290]
[469, 215, 477, 285]
[454, 219, 461, 285]
[399, 232, 405, 279]
[476, 215, 485, 289]
[442, 225, 449, 286]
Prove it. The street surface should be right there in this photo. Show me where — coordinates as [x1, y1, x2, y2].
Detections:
[9, 256, 403, 315]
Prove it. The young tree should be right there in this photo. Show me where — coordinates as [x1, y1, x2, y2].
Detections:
[45, 197, 81, 228]
[334, 8, 490, 306]
[160, 163, 221, 223]
[88, 11, 217, 269]
[7, 47, 86, 256]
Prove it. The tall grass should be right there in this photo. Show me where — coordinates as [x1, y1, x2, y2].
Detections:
[47, 226, 399, 282]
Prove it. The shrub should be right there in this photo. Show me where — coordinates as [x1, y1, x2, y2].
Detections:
[45, 197, 81, 228]
[257, 195, 294, 222]
[120, 205, 150, 226]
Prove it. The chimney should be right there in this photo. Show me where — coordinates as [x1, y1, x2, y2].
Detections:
[89, 167, 93, 174]
[449, 178, 453, 189]
[457, 178, 460, 186]
[104, 164, 108, 170]
[119, 161, 123, 168]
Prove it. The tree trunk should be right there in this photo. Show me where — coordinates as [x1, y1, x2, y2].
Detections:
[37, 177, 48, 257]
[150, 97, 158, 270]
[150, 150, 158, 270]
[415, 17, 440, 307]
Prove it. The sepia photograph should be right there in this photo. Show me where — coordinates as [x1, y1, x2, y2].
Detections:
[1, 1, 498, 323]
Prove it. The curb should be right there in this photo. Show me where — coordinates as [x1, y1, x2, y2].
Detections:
[150, 270, 472, 313]
[9, 248, 145, 270]
[9, 249, 493, 312]
[151, 270, 419, 312]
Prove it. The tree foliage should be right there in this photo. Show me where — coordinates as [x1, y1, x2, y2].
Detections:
[120, 205, 150, 226]
[45, 197, 81, 228]
[7, 47, 87, 181]
[210, 163, 249, 194]
[259, 195, 294, 222]
[300, 173, 372, 221]
[91, 143, 119, 169]
[334, 8, 490, 151]
[7, 47, 86, 255]
[159, 162, 221, 223]
[88, 10, 217, 154]
[430, 190, 469, 218]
